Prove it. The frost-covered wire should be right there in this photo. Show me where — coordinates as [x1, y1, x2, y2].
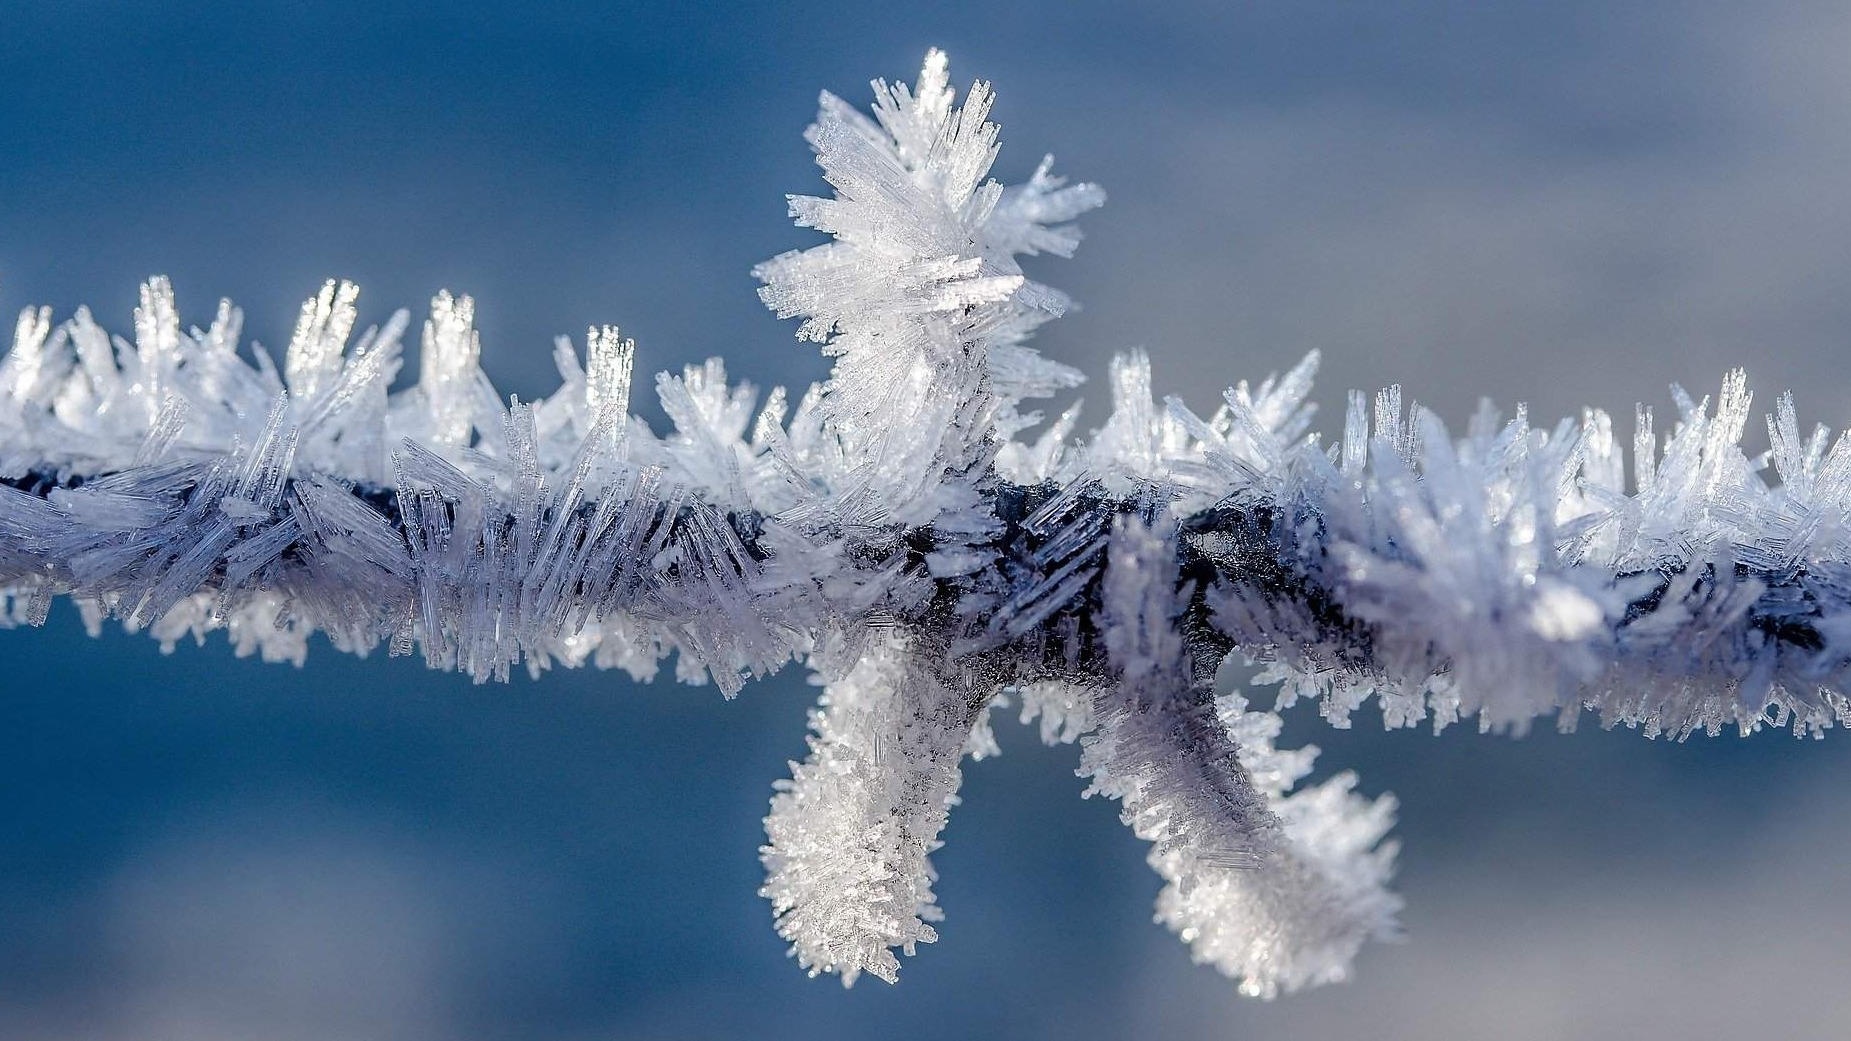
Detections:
[1, 50, 1846, 997]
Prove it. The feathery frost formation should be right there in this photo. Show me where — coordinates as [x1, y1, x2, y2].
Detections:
[2, 51, 1847, 995]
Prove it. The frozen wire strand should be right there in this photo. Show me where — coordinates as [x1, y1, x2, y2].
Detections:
[4, 462, 1846, 735]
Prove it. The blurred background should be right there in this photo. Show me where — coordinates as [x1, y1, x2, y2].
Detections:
[4, 2, 1850, 1038]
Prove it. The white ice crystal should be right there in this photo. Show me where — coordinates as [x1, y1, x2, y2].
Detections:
[760, 629, 982, 985]
[1078, 516, 1399, 998]
[2, 50, 1847, 996]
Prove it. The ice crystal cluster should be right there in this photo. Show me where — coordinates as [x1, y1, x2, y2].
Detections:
[1, 51, 1846, 996]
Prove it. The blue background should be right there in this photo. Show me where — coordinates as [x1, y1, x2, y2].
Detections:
[4, 3, 1850, 1038]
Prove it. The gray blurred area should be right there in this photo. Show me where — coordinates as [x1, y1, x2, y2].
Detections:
[3, 3, 1849, 1038]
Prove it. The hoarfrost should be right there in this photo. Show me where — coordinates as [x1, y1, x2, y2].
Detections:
[1, 49, 1845, 993]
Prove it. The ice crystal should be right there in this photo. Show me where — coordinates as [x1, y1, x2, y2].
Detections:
[2, 50, 1846, 996]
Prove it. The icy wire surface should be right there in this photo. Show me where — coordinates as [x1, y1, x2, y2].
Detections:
[2, 50, 1848, 996]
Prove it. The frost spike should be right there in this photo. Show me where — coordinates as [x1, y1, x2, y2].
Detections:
[760, 632, 983, 985]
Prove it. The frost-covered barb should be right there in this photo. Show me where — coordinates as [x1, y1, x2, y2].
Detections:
[1, 51, 1846, 996]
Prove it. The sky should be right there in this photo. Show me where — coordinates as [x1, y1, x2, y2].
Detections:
[3, 2, 1851, 1039]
